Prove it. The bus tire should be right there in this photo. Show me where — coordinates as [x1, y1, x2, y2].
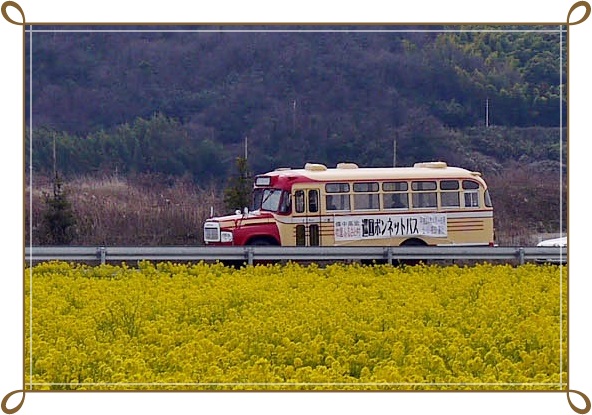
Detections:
[246, 237, 279, 265]
[247, 237, 278, 246]
[399, 238, 427, 266]
[401, 238, 427, 247]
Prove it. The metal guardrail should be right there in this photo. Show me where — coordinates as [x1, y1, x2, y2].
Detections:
[24, 246, 567, 266]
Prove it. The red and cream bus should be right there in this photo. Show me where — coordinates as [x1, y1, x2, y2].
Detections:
[203, 161, 494, 247]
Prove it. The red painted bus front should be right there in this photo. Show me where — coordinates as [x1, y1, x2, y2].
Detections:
[203, 173, 300, 246]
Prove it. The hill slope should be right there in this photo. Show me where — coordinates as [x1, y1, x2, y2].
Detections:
[27, 25, 566, 181]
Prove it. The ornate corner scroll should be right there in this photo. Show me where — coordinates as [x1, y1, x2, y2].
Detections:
[1, 1, 25, 25]
[1, 390, 25, 415]
[567, 390, 591, 415]
[567, 1, 591, 25]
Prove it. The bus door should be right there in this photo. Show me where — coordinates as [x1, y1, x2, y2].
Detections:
[294, 189, 321, 246]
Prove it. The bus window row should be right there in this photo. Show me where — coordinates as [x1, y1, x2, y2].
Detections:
[322, 180, 489, 212]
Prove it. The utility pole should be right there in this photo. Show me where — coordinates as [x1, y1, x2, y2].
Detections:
[244, 136, 248, 160]
[52, 132, 57, 179]
[485, 98, 490, 128]
[393, 134, 397, 167]
[292, 99, 297, 135]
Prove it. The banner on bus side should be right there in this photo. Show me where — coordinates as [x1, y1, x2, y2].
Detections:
[334, 213, 447, 241]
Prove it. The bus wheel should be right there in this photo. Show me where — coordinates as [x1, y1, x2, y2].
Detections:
[399, 238, 427, 267]
[401, 238, 426, 246]
[246, 237, 278, 265]
[247, 237, 278, 246]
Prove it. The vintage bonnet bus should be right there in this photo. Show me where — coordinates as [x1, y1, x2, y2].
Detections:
[203, 161, 494, 247]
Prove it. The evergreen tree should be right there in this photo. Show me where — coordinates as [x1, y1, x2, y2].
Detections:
[223, 157, 252, 213]
[39, 173, 77, 245]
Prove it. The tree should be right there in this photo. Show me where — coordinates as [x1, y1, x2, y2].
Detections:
[39, 173, 77, 245]
[223, 157, 252, 213]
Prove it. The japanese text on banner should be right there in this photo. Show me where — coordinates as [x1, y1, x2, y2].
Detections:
[334, 213, 447, 241]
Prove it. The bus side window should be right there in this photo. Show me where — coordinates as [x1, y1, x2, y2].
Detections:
[326, 194, 350, 211]
[295, 190, 305, 213]
[464, 192, 479, 207]
[278, 191, 291, 213]
[326, 195, 337, 210]
[383, 182, 408, 210]
[325, 183, 350, 211]
[308, 190, 319, 213]
[411, 181, 437, 208]
[383, 193, 409, 209]
[353, 182, 379, 210]
[462, 180, 480, 208]
[440, 180, 460, 208]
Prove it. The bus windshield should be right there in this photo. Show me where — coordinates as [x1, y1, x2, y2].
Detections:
[252, 188, 287, 212]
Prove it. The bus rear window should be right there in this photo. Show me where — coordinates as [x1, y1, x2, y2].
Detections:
[485, 189, 493, 207]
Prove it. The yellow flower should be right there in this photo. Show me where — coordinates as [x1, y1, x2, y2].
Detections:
[25, 261, 567, 391]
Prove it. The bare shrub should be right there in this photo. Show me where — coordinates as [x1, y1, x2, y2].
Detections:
[26, 174, 225, 246]
[25, 164, 565, 247]
[487, 162, 566, 246]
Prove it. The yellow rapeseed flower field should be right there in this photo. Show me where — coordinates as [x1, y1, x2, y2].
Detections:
[24, 261, 567, 391]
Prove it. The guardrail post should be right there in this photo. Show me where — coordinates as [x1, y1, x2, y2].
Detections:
[385, 247, 393, 266]
[517, 247, 525, 265]
[246, 247, 254, 266]
[98, 247, 106, 265]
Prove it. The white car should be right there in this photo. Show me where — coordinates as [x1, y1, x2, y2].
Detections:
[536, 236, 567, 264]
[537, 236, 567, 247]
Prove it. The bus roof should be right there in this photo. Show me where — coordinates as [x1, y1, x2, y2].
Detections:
[261, 162, 486, 184]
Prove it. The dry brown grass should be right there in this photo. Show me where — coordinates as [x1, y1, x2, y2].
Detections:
[486, 163, 566, 246]
[25, 165, 566, 247]
[26, 174, 225, 246]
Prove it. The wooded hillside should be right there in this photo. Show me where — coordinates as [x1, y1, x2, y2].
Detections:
[27, 25, 566, 182]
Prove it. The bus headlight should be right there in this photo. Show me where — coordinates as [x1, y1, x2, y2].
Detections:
[220, 231, 234, 243]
